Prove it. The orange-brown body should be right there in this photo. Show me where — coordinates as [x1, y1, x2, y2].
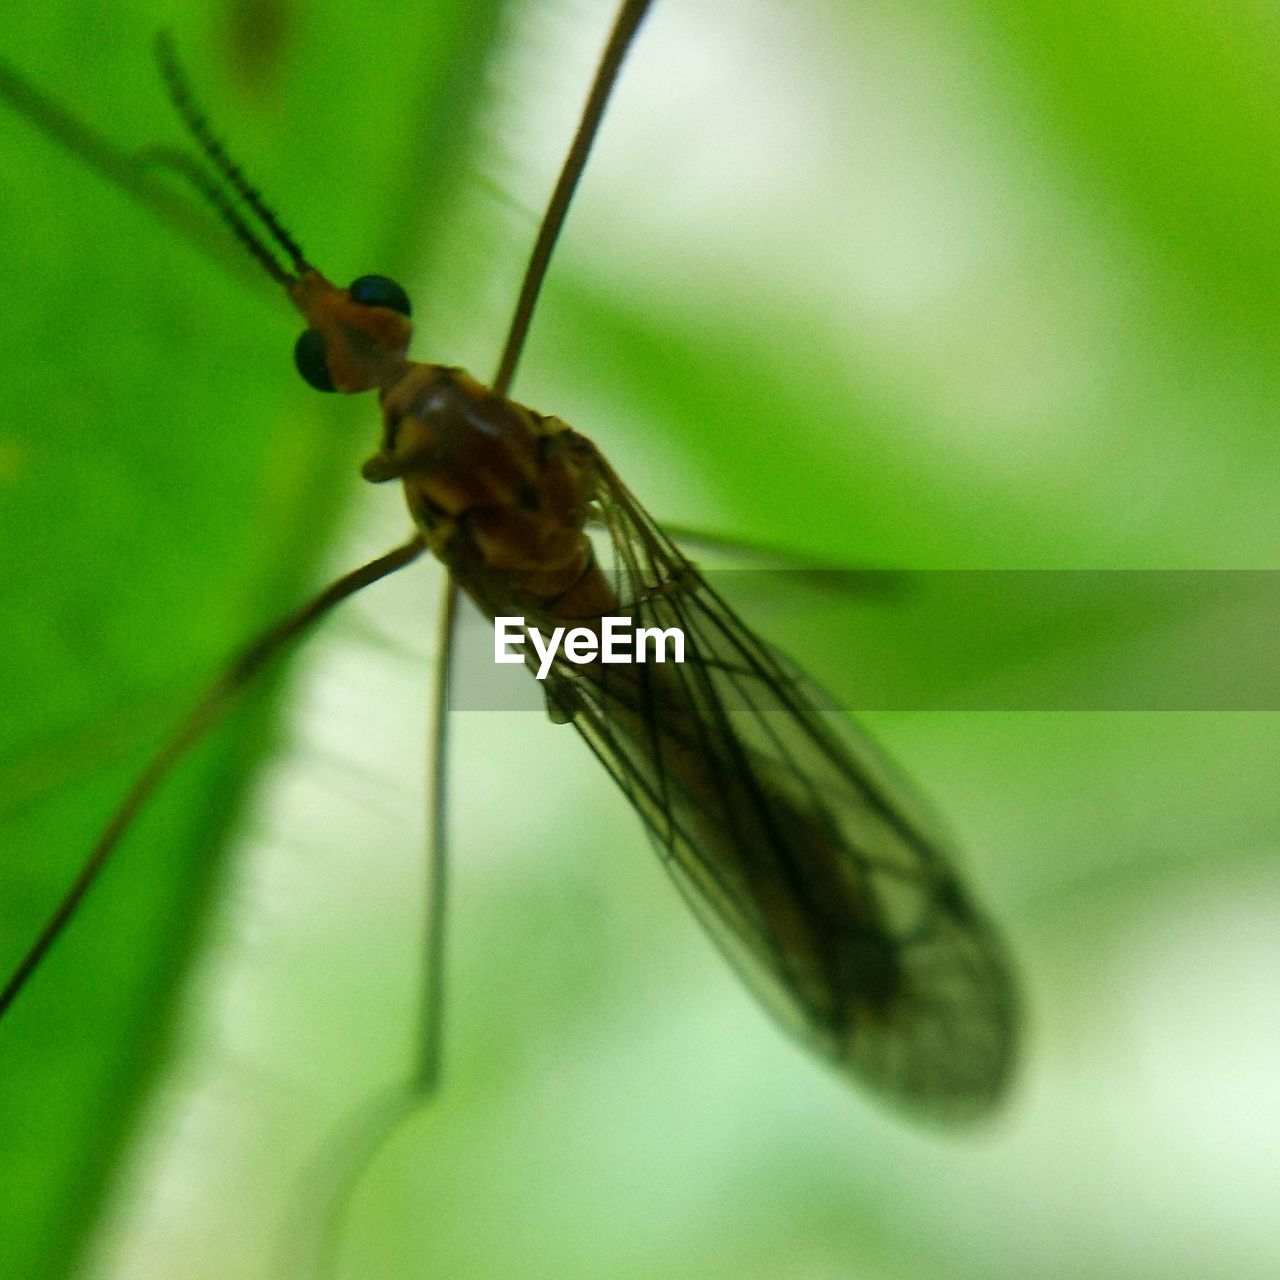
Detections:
[368, 366, 617, 621]
[288, 268, 616, 622]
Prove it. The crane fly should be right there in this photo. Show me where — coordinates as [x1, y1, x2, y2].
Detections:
[0, 0, 1016, 1171]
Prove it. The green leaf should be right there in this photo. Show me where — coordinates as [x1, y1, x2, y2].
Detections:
[0, 2, 503, 1276]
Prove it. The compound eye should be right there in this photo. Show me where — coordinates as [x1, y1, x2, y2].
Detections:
[349, 274, 412, 317]
[294, 329, 335, 392]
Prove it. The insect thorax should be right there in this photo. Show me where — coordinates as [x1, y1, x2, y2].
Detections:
[363, 363, 615, 621]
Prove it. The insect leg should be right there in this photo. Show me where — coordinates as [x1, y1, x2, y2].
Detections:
[278, 579, 458, 1280]
[0, 534, 427, 1020]
[493, 0, 654, 394]
[415, 577, 459, 1093]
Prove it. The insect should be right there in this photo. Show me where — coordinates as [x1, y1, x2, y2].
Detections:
[1, 0, 1017, 1271]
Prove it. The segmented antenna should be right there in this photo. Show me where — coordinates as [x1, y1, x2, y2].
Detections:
[135, 145, 294, 285]
[153, 31, 309, 280]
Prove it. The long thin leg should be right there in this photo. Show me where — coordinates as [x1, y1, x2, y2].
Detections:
[289, 577, 460, 1280]
[656, 522, 912, 604]
[492, 0, 653, 395]
[0, 534, 427, 1020]
[415, 577, 459, 1092]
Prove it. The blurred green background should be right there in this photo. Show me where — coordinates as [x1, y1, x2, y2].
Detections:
[1, 0, 1278, 1277]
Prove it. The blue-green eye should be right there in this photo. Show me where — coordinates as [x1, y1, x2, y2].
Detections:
[293, 329, 335, 392]
[349, 275, 412, 317]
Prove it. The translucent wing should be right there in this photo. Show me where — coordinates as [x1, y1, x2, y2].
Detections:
[538, 438, 1018, 1121]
